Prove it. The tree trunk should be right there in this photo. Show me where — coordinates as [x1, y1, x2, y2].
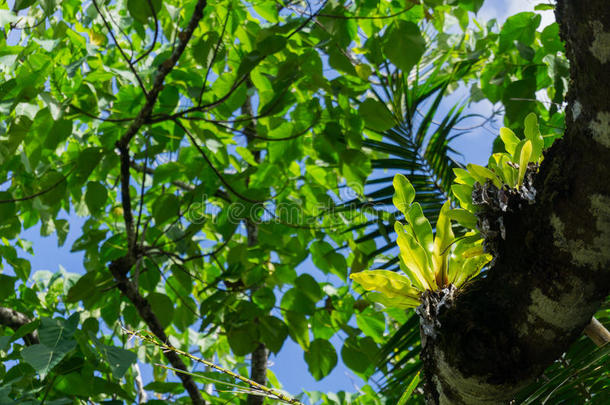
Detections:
[420, 1, 610, 403]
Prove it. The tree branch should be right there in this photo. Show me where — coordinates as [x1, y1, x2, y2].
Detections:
[109, 258, 205, 405]
[0, 306, 39, 345]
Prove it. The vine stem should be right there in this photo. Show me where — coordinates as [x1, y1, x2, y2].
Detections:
[122, 327, 304, 405]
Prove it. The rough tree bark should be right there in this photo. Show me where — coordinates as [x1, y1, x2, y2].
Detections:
[420, 1, 610, 403]
[242, 88, 269, 405]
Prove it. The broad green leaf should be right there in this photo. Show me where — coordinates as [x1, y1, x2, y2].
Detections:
[406, 203, 434, 251]
[392, 174, 416, 216]
[13, 0, 36, 11]
[284, 312, 310, 350]
[304, 339, 337, 381]
[452, 254, 492, 286]
[97, 344, 137, 378]
[517, 140, 533, 187]
[467, 164, 502, 188]
[259, 316, 288, 353]
[127, 0, 162, 23]
[433, 201, 454, 286]
[395, 222, 436, 290]
[252, 287, 275, 311]
[446, 208, 478, 229]
[499, 12, 542, 52]
[453, 168, 475, 186]
[0, 192, 16, 223]
[147, 292, 174, 328]
[383, 21, 425, 74]
[21, 315, 79, 379]
[366, 292, 420, 309]
[85, 181, 107, 214]
[358, 98, 394, 132]
[500, 127, 520, 155]
[523, 113, 544, 161]
[227, 322, 259, 356]
[295, 274, 323, 303]
[281, 288, 316, 315]
[341, 336, 377, 374]
[350, 270, 420, 300]
[152, 194, 180, 225]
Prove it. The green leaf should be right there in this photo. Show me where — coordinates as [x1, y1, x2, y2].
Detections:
[383, 21, 425, 74]
[127, 0, 162, 23]
[356, 309, 385, 342]
[304, 339, 337, 381]
[310, 241, 348, 281]
[392, 174, 416, 216]
[517, 140, 532, 188]
[341, 336, 377, 374]
[499, 12, 542, 52]
[446, 209, 478, 230]
[13, 0, 36, 11]
[227, 322, 259, 356]
[350, 270, 420, 300]
[523, 113, 544, 161]
[281, 288, 316, 315]
[284, 312, 310, 350]
[259, 316, 288, 353]
[534, 3, 555, 10]
[146, 292, 174, 328]
[152, 194, 180, 225]
[0, 192, 16, 224]
[358, 98, 394, 132]
[395, 222, 435, 290]
[467, 164, 501, 188]
[406, 203, 433, 249]
[295, 274, 323, 303]
[97, 344, 137, 378]
[0, 274, 16, 300]
[85, 181, 107, 214]
[252, 287, 275, 311]
[21, 315, 79, 379]
[397, 372, 421, 405]
[500, 127, 520, 155]
[433, 201, 454, 286]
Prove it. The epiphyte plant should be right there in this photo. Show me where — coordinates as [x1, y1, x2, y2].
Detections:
[350, 114, 548, 310]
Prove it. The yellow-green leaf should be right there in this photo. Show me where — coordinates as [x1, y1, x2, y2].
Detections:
[406, 203, 433, 251]
[517, 140, 532, 187]
[500, 127, 519, 155]
[392, 174, 415, 216]
[446, 208, 478, 229]
[395, 222, 436, 290]
[432, 201, 454, 287]
[350, 270, 420, 300]
[523, 113, 544, 161]
[367, 292, 420, 309]
[453, 168, 475, 186]
[467, 164, 502, 188]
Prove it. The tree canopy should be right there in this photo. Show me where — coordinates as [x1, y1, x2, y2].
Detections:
[0, 0, 608, 404]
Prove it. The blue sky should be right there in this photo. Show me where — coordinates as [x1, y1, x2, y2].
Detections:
[5, 0, 558, 401]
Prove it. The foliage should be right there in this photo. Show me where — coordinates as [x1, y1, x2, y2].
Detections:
[0, 0, 606, 404]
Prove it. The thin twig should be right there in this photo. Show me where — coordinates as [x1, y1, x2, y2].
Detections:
[124, 328, 304, 405]
[91, 0, 148, 96]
